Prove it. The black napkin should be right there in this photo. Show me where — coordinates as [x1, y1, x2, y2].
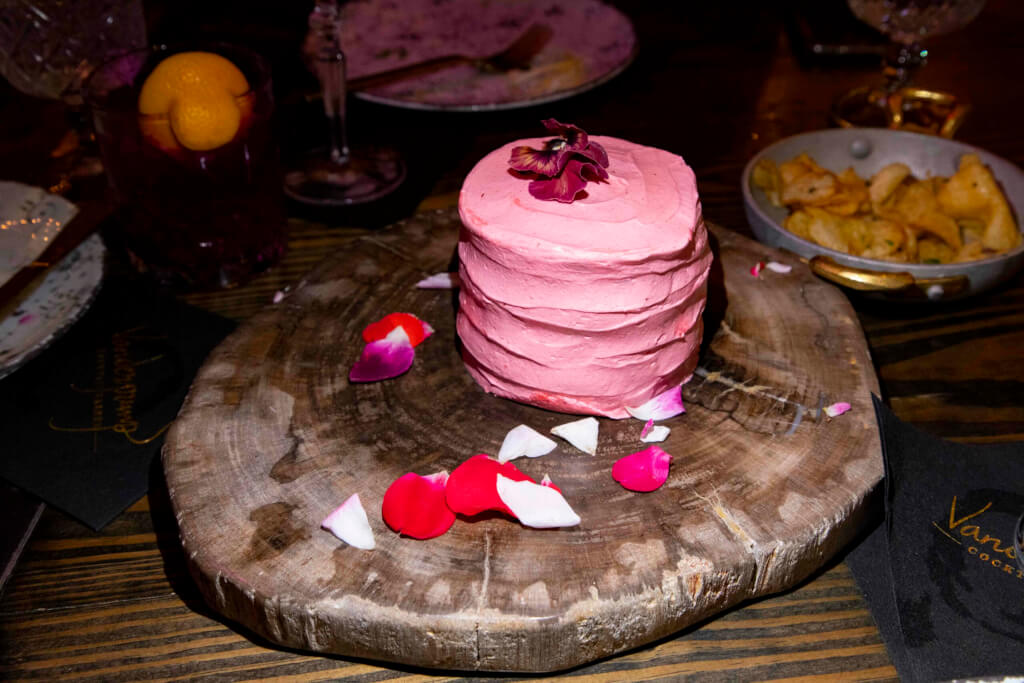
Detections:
[847, 396, 1024, 682]
[0, 279, 234, 530]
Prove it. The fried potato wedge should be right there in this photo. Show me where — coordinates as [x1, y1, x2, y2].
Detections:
[751, 158, 783, 207]
[869, 163, 911, 206]
[889, 179, 962, 250]
[755, 150, 1018, 263]
[936, 153, 1022, 252]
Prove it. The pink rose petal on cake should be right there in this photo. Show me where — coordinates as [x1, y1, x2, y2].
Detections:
[550, 417, 599, 455]
[750, 261, 765, 277]
[446, 454, 534, 517]
[612, 446, 673, 492]
[641, 425, 671, 443]
[349, 327, 415, 383]
[766, 261, 792, 274]
[415, 272, 460, 289]
[626, 386, 685, 421]
[321, 493, 375, 550]
[495, 474, 581, 529]
[497, 424, 557, 463]
[381, 471, 454, 539]
[362, 312, 433, 347]
[824, 401, 852, 418]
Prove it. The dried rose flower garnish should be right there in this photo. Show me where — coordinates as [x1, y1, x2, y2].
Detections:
[508, 119, 610, 203]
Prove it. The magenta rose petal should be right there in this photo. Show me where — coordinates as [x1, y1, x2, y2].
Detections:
[349, 327, 415, 383]
[495, 474, 581, 528]
[824, 401, 852, 418]
[751, 261, 765, 277]
[626, 385, 685, 421]
[612, 446, 673, 492]
[321, 493, 375, 550]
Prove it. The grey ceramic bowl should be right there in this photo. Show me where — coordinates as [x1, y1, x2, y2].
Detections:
[741, 128, 1024, 300]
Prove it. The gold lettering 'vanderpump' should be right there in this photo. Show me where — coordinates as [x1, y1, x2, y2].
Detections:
[933, 496, 1023, 580]
[49, 327, 171, 447]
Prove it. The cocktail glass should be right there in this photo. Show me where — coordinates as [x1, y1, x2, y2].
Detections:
[833, 0, 986, 137]
[84, 44, 288, 290]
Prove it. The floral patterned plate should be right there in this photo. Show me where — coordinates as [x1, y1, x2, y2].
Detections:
[0, 182, 105, 380]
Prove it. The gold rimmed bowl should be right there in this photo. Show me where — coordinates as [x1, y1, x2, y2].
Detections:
[741, 128, 1024, 301]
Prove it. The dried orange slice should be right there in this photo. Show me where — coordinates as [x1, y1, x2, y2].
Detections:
[138, 51, 250, 151]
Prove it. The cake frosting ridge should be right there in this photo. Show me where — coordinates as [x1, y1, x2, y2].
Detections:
[457, 134, 712, 418]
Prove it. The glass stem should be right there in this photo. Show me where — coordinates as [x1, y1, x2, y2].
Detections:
[312, 0, 350, 165]
[882, 42, 926, 92]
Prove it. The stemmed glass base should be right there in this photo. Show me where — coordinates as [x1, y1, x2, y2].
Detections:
[288, 0, 406, 207]
[284, 145, 406, 206]
[831, 43, 968, 137]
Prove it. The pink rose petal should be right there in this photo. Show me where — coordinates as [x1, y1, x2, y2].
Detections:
[495, 474, 580, 528]
[640, 419, 654, 438]
[381, 471, 454, 539]
[321, 493, 375, 550]
[416, 272, 460, 289]
[824, 401, 852, 418]
[626, 386, 685, 421]
[497, 424, 557, 463]
[612, 445, 673, 492]
[750, 261, 765, 277]
[349, 327, 415, 383]
[766, 261, 792, 274]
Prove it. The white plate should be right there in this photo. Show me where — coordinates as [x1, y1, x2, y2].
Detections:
[0, 183, 105, 380]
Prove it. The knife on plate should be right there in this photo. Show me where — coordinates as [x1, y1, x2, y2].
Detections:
[0, 198, 114, 311]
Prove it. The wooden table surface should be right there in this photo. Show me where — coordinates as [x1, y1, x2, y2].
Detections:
[2, 1, 1023, 680]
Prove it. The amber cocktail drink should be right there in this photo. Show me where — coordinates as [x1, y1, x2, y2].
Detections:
[86, 45, 286, 289]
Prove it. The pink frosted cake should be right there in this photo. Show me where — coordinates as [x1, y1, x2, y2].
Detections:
[457, 124, 712, 418]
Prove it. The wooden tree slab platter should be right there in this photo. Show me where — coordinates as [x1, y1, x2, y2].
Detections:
[163, 208, 882, 673]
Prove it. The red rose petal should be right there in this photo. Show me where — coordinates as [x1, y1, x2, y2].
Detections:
[445, 454, 534, 518]
[612, 445, 673, 492]
[381, 471, 455, 539]
[362, 312, 434, 348]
